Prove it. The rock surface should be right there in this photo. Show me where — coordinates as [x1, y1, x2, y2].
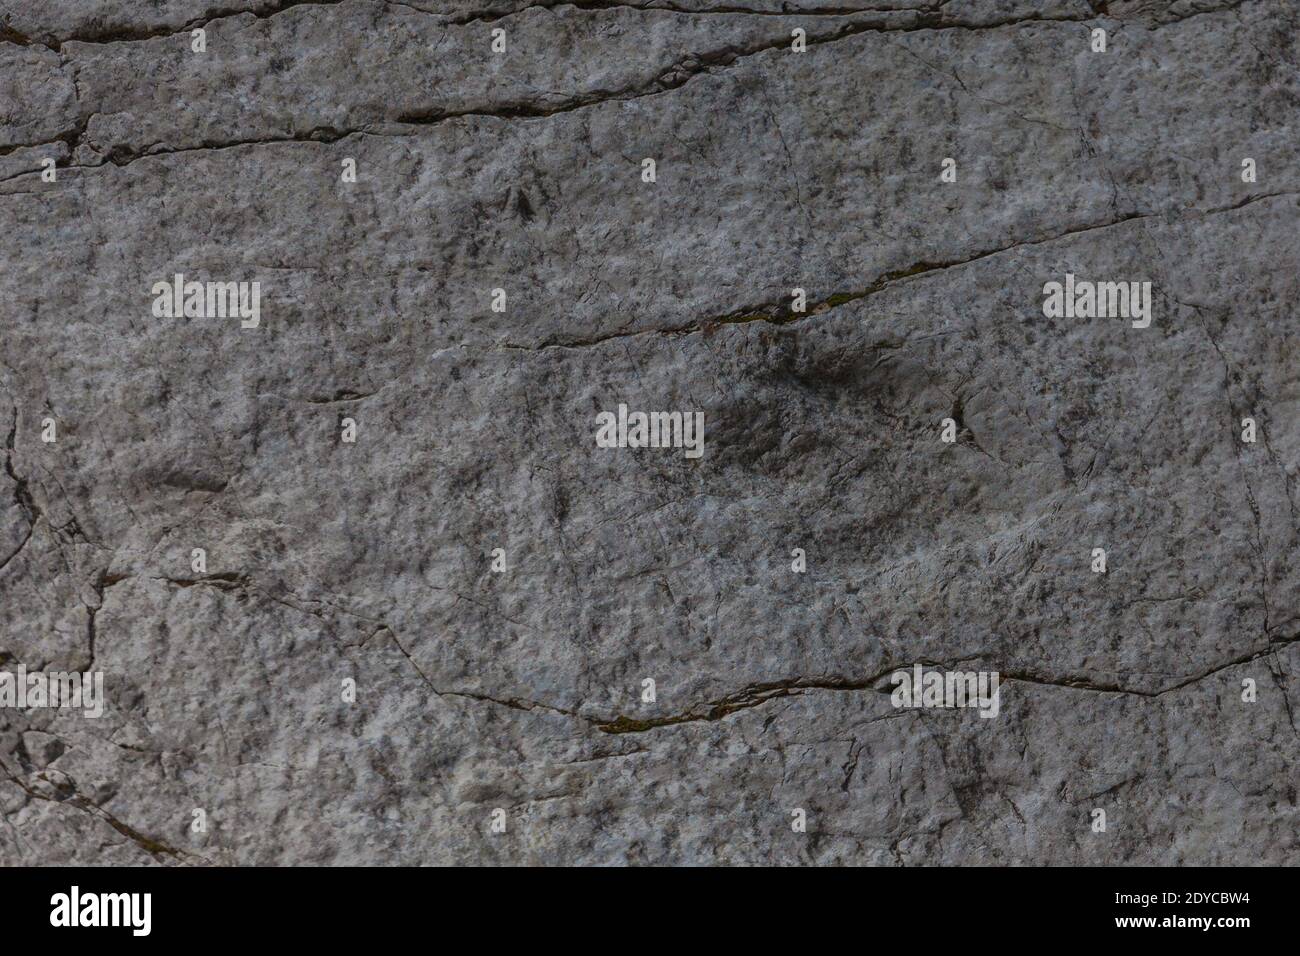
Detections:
[1, 0, 1297, 865]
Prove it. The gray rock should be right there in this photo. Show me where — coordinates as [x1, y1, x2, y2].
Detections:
[0, 0, 1296, 865]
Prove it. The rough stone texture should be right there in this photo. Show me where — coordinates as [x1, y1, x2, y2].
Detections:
[1, 0, 1297, 865]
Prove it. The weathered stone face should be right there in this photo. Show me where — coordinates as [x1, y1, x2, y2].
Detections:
[1, 0, 1297, 865]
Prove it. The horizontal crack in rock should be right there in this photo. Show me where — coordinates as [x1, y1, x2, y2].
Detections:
[595, 637, 1300, 734]
[5, 0, 1256, 52]
[502, 191, 1298, 351]
[0, 2, 1266, 183]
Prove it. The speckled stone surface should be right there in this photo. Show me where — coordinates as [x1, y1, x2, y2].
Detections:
[1, 0, 1297, 865]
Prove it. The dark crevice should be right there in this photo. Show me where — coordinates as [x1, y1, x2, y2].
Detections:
[443, 0, 938, 26]
[7, 1, 353, 50]
[595, 636, 1300, 735]
[6, 0, 930, 49]
[5, 3, 1103, 181]
[0, 761, 187, 861]
[161, 572, 254, 590]
[3, 3, 1276, 184]
[4, 409, 42, 530]
[393, 6, 1098, 127]
[6, 0, 1258, 52]
[502, 191, 1297, 352]
[302, 388, 379, 404]
[0, 520, 34, 576]
[595, 675, 879, 733]
[107, 545, 1300, 738]
[509, 212, 1155, 350]
[0, 409, 39, 575]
